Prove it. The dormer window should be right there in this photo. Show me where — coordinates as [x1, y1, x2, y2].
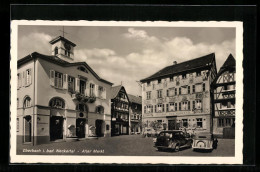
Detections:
[182, 74, 187, 79]
[77, 66, 88, 73]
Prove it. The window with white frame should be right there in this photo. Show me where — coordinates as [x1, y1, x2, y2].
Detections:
[68, 76, 75, 92]
[146, 105, 153, 113]
[90, 83, 95, 96]
[25, 69, 32, 86]
[54, 71, 63, 88]
[169, 103, 175, 112]
[17, 73, 22, 88]
[196, 118, 203, 128]
[157, 104, 164, 112]
[146, 91, 151, 100]
[49, 97, 65, 109]
[157, 90, 162, 98]
[23, 96, 31, 108]
[181, 101, 190, 110]
[194, 99, 202, 109]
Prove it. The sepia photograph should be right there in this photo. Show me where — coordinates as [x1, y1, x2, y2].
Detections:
[10, 21, 243, 164]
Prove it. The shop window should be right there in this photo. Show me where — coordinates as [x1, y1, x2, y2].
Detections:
[23, 96, 31, 108]
[49, 97, 65, 109]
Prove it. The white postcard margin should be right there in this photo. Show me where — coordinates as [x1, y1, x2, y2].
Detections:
[10, 20, 243, 164]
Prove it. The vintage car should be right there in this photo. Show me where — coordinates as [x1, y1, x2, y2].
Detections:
[192, 132, 218, 151]
[154, 130, 193, 152]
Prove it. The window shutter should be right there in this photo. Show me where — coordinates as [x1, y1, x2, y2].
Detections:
[49, 70, 55, 86]
[179, 102, 181, 110]
[102, 87, 106, 99]
[85, 82, 90, 96]
[162, 104, 165, 112]
[188, 101, 190, 110]
[175, 103, 178, 111]
[63, 74, 68, 89]
[144, 106, 146, 113]
[155, 105, 157, 113]
[166, 104, 169, 112]
[75, 78, 80, 92]
[193, 101, 195, 109]
[151, 105, 153, 112]
[94, 84, 98, 97]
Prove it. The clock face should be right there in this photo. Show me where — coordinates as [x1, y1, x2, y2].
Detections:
[64, 42, 71, 50]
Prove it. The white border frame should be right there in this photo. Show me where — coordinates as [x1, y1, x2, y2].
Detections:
[10, 20, 243, 164]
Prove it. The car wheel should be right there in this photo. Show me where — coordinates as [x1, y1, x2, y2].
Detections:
[175, 144, 180, 152]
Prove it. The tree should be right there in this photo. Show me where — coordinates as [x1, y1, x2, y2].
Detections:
[149, 121, 163, 132]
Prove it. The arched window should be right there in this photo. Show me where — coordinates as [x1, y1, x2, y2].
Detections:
[54, 47, 58, 55]
[49, 97, 65, 109]
[23, 96, 31, 108]
[76, 103, 88, 112]
[96, 106, 104, 114]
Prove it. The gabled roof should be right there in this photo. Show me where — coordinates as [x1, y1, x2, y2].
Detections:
[109, 85, 130, 101]
[212, 54, 236, 86]
[109, 85, 124, 99]
[18, 52, 113, 85]
[49, 36, 76, 47]
[140, 53, 215, 82]
[128, 94, 142, 105]
[220, 54, 236, 69]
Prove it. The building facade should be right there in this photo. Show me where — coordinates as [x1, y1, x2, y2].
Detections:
[17, 36, 113, 145]
[110, 86, 130, 136]
[128, 94, 142, 134]
[140, 53, 217, 134]
[212, 54, 236, 138]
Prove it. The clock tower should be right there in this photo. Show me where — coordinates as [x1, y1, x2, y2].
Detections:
[49, 36, 76, 63]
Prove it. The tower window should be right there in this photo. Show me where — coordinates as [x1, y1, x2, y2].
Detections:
[54, 47, 58, 55]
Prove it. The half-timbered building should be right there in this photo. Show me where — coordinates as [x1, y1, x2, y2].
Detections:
[110, 86, 130, 136]
[212, 54, 236, 138]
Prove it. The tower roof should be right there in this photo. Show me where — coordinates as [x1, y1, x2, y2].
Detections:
[49, 36, 76, 47]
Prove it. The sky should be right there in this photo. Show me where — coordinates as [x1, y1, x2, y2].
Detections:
[18, 25, 236, 96]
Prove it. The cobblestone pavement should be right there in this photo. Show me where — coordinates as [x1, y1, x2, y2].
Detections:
[17, 135, 235, 156]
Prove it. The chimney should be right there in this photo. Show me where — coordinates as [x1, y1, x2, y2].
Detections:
[173, 61, 177, 65]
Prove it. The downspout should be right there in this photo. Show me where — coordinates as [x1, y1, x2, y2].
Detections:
[32, 54, 36, 145]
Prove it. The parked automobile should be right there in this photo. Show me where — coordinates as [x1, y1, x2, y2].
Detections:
[192, 132, 218, 151]
[154, 130, 193, 152]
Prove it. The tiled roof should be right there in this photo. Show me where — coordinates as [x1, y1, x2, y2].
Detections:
[49, 36, 76, 47]
[109, 85, 123, 99]
[220, 54, 235, 69]
[128, 94, 142, 105]
[140, 53, 215, 82]
[18, 52, 113, 85]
